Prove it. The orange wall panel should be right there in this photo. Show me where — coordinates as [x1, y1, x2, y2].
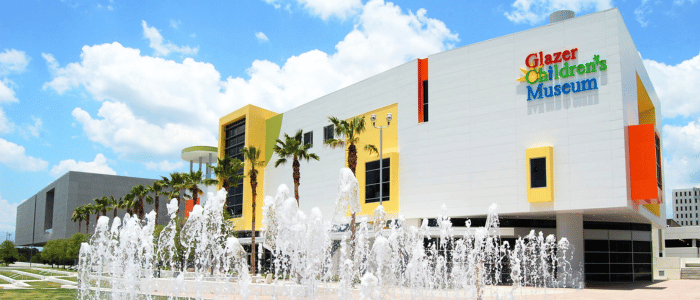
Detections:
[418, 58, 428, 123]
[628, 124, 660, 203]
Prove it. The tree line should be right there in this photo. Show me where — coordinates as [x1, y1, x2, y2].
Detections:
[70, 115, 376, 275]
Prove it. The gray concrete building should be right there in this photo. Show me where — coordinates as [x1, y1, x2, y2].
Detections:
[672, 188, 700, 227]
[14, 171, 169, 246]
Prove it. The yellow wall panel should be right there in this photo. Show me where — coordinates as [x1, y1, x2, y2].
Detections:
[218, 104, 278, 231]
[348, 103, 400, 218]
[526, 146, 554, 203]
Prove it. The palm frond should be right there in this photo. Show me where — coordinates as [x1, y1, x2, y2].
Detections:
[274, 157, 287, 168]
[364, 144, 379, 156]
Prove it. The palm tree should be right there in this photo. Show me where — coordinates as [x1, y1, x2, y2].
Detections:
[272, 129, 320, 203]
[241, 146, 265, 274]
[325, 115, 377, 257]
[184, 170, 205, 206]
[162, 172, 187, 218]
[130, 185, 149, 220]
[124, 193, 136, 216]
[147, 180, 165, 225]
[83, 204, 97, 234]
[208, 156, 245, 192]
[71, 206, 86, 234]
[110, 196, 122, 220]
[95, 196, 110, 217]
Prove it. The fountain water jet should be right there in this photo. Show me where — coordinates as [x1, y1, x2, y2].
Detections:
[77, 168, 581, 299]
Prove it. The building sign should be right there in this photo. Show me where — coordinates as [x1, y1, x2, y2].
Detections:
[518, 48, 607, 101]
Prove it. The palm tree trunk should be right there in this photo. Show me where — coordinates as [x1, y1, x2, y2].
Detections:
[155, 195, 159, 226]
[79, 221, 82, 234]
[250, 170, 257, 274]
[348, 143, 358, 173]
[177, 190, 183, 218]
[138, 197, 144, 219]
[113, 208, 117, 219]
[293, 156, 300, 204]
[348, 144, 358, 260]
[86, 214, 90, 234]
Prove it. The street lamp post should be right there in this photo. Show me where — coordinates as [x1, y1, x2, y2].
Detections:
[371, 113, 392, 206]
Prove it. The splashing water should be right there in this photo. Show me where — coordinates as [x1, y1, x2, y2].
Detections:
[78, 169, 581, 299]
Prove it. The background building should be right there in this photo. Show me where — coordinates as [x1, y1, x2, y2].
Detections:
[14, 171, 161, 246]
[219, 8, 664, 283]
[672, 188, 700, 226]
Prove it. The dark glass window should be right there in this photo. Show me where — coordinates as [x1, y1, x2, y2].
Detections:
[304, 131, 313, 147]
[323, 125, 334, 142]
[422, 80, 429, 122]
[365, 158, 390, 203]
[224, 118, 246, 217]
[44, 189, 54, 231]
[530, 157, 547, 188]
[665, 239, 692, 248]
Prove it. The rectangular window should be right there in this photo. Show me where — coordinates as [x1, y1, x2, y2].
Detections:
[323, 125, 334, 143]
[224, 119, 246, 217]
[530, 157, 547, 188]
[44, 189, 54, 231]
[365, 158, 390, 203]
[422, 80, 429, 122]
[304, 131, 313, 147]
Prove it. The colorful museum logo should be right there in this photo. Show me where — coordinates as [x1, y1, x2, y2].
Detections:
[518, 48, 607, 101]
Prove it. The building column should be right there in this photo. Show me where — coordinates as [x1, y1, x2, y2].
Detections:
[556, 213, 584, 287]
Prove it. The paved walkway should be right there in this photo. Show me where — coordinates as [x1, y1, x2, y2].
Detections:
[520, 280, 700, 300]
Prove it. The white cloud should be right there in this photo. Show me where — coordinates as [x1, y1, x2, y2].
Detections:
[50, 153, 117, 177]
[635, 0, 652, 27]
[263, 0, 362, 20]
[42, 53, 59, 74]
[71, 101, 217, 160]
[263, 0, 282, 9]
[0, 80, 18, 103]
[663, 119, 700, 216]
[22, 116, 42, 138]
[44, 0, 457, 162]
[0, 107, 14, 133]
[170, 19, 181, 29]
[141, 21, 198, 56]
[255, 32, 269, 42]
[673, 0, 698, 5]
[298, 0, 362, 20]
[504, 0, 612, 25]
[0, 194, 18, 233]
[145, 160, 186, 172]
[0, 138, 48, 171]
[0, 49, 29, 75]
[643, 52, 700, 118]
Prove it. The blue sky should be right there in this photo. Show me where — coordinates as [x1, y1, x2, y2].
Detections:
[1, 0, 699, 234]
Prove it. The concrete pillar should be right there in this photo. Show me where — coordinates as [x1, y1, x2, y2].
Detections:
[199, 157, 202, 172]
[556, 213, 584, 287]
[206, 153, 213, 179]
[190, 160, 193, 173]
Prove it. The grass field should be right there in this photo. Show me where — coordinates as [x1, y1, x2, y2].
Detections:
[13, 269, 62, 276]
[36, 267, 76, 273]
[55, 276, 78, 282]
[0, 289, 77, 300]
[0, 271, 34, 281]
[25, 281, 63, 289]
[0, 277, 9, 284]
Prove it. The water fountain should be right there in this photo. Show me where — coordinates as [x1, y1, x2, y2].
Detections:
[78, 168, 581, 299]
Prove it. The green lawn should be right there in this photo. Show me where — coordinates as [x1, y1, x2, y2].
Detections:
[0, 289, 77, 300]
[25, 281, 63, 289]
[56, 276, 78, 282]
[0, 271, 34, 281]
[0, 278, 9, 284]
[9, 269, 61, 276]
[36, 267, 76, 273]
